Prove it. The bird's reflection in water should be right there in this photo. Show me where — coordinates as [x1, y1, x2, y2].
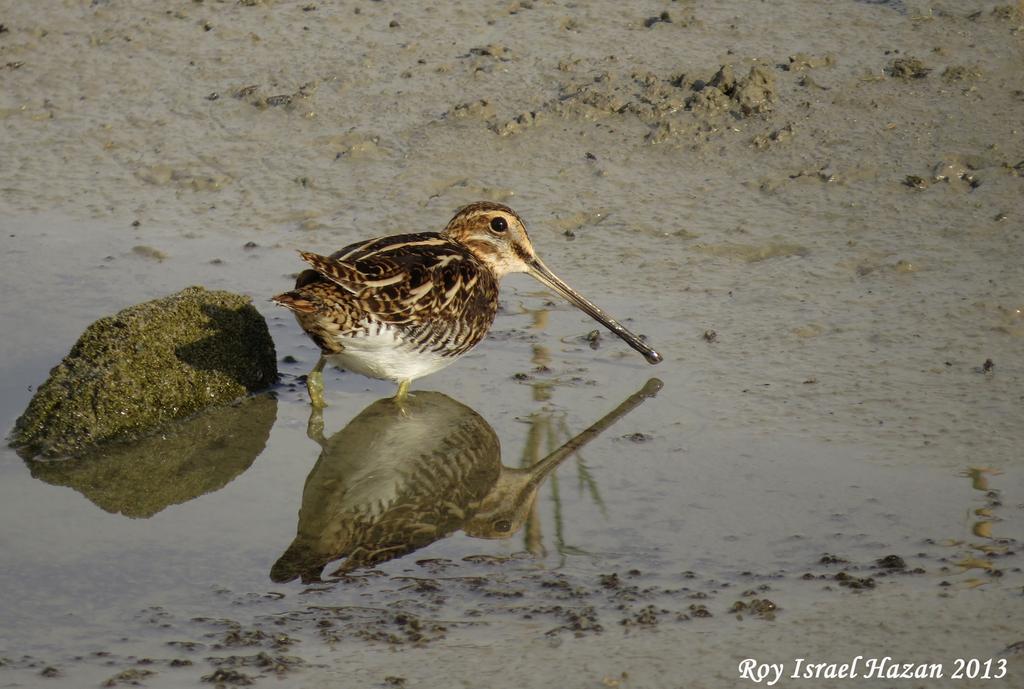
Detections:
[271, 379, 662, 583]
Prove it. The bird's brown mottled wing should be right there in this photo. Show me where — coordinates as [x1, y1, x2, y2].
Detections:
[299, 233, 454, 292]
[273, 233, 499, 353]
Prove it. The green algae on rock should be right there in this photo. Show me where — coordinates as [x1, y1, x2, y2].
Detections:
[26, 394, 277, 518]
[11, 286, 277, 458]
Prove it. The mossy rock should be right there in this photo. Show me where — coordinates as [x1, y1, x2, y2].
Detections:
[27, 394, 277, 518]
[11, 286, 278, 458]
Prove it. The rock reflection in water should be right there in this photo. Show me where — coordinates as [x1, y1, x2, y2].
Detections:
[24, 394, 277, 518]
[271, 379, 662, 583]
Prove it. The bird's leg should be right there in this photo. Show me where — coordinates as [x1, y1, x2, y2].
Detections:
[392, 379, 413, 418]
[307, 356, 327, 409]
[394, 378, 411, 403]
[306, 404, 326, 447]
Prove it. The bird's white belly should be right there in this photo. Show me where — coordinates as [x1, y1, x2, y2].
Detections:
[326, 324, 458, 383]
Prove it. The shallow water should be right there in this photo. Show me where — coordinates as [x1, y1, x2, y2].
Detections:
[2, 1, 1023, 687]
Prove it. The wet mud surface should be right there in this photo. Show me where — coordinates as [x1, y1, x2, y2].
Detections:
[1, 1, 1023, 687]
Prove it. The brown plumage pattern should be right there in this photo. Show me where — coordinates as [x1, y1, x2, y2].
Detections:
[274, 232, 498, 359]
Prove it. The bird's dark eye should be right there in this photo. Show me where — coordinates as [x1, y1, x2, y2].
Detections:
[493, 519, 512, 533]
[489, 216, 508, 233]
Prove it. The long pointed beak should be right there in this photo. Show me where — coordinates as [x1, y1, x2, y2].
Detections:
[526, 257, 662, 365]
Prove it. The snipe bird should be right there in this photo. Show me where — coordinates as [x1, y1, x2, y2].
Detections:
[273, 201, 661, 406]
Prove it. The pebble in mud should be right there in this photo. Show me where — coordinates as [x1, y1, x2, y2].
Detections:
[131, 244, 167, 261]
[643, 11, 672, 28]
[688, 604, 713, 618]
[102, 668, 156, 687]
[887, 57, 931, 80]
[875, 554, 906, 570]
[833, 572, 876, 590]
[621, 432, 652, 443]
[942, 64, 982, 82]
[226, 82, 315, 110]
[903, 175, 929, 190]
[990, 5, 1024, 21]
[931, 157, 983, 187]
[751, 123, 794, 150]
[445, 98, 495, 120]
[784, 53, 835, 71]
[728, 598, 778, 620]
[621, 605, 666, 627]
[201, 668, 254, 686]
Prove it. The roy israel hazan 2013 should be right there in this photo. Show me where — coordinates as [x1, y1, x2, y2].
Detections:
[738, 656, 1008, 685]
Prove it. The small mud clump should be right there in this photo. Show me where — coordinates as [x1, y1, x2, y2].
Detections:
[875, 555, 906, 570]
[887, 57, 930, 80]
[752, 124, 794, 150]
[834, 572, 876, 590]
[728, 598, 778, 620]
[546, 605, 604, 636]
[643, 11, 672, 28]
[228, 82, 316, 110]
[903, 175, 929, 190]
[783, 53, 835, 71]
[621, 604, 665, 627]
[692, 64, 777, 116]
[688, 603, 713, 618]
[942, 65, 982, 82]
[622, 432, 652, 443]
[202, 668, 254, 686]
[991, 5, 1024, 21]
[102, 668, 156, 687]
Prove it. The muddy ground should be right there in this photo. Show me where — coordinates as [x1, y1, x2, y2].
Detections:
[1, 1, 1022, 688]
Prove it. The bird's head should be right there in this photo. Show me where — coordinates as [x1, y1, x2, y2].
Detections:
[442, 201, 537, 279]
